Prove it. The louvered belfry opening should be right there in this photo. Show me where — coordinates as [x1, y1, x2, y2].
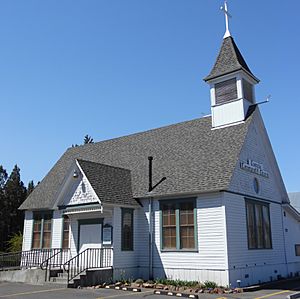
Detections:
[242, 79, 254, 103]
[215, 78, 238, 105]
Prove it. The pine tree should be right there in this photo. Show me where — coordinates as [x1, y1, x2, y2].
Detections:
[27, 180, 35, 197]
[84, 135, 94, 144]
[4, 165, 27, 249]
[0, 166, 8, 251]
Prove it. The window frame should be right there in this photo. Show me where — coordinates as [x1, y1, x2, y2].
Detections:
[159, 198, 198, 252]
[61, 215, 70, 249]
[295, 245, 300, 256]
[245, 199, 272, 250]
[121, 208, 134, 251]
[32, 212, 53, 249]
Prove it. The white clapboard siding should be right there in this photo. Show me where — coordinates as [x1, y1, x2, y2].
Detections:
[137, 194, 229, 286]
[22, 211, 33, 251]
[283, 210, 300, 270]
[112, 206, 139, 280]
[51, 210, 63, 248]
[229, 111, 287, 203]
[224, 192, 288, 286]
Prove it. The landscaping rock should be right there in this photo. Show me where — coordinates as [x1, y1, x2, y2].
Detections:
[131, 283, 140, 288]
[234, 288, 244, 293]
[115, 282, 122, 287]
[142, 283, 154, 288]
[155, 284, 164, 289]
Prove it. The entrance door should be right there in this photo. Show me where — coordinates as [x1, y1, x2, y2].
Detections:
[79, 223, 102, 253]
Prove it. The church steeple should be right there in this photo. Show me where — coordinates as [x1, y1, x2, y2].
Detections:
[204, 1, 259, 129]
[204, 36, 259, 83]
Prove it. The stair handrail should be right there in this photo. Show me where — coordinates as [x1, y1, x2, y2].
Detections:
[63, 247, 113, 283]
[0, 248, 63, 271]
[40, 248, 69, 270]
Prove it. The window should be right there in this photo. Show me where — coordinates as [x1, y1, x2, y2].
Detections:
[246, 200, 272, 249]
[121, 208, 134, 251]
[295, 245, 300, 256]
[161, 199, 197, 251]
[62, 216, 70, 249]
[32, 212, 52, 249]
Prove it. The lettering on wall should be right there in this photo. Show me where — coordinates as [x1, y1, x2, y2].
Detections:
[240, 159, 269, 178]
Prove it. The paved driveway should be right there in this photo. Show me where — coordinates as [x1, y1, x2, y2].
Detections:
[0, 281, 299, 299]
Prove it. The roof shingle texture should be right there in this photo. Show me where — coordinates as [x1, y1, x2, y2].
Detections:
[20, 109, 256, 210]
[204, 36, 257, 82]
[77, 159, 134, 206]
[288, 192, 300, 213]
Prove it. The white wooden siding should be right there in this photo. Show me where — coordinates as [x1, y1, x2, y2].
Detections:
[22, 211, 33, 251]
[137, 194, 229, 286]
[112, 206, 139, 280]
[229, 110, 288, 203]
[282, 210, 300, 274]
[224, 192, 288, 286]
[51, 210, 63, 248]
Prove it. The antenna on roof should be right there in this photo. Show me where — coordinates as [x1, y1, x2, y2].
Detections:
[220, 0, 232, 38]
[256, 95, 271, 106]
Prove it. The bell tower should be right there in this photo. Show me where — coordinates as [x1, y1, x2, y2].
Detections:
[204, 1, 259, 129]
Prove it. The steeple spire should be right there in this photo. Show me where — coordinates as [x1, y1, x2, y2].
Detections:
[221, 0, 232, 39]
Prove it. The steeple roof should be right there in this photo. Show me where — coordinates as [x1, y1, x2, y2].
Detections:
[204, 36, 259, 82]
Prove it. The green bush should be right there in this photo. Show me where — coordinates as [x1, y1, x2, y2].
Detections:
[7, 232, 23, 252]
[203, 280, 218, 289]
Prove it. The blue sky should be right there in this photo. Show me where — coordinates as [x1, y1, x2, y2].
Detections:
[0, 0, 299, 192]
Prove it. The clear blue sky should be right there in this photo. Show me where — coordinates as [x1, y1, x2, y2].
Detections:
[0, 0, 299, 192]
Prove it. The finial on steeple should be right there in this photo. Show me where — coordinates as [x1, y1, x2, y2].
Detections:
[220, 0, 232, 38]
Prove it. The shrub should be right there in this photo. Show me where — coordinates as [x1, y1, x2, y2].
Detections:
[7, 232, 23, 252]
[203, 280, 218, 289]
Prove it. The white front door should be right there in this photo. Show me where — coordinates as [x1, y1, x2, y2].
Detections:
[79, 223, 102, 252]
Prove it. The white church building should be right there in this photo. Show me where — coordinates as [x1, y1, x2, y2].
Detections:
[16, 3, 300, 288]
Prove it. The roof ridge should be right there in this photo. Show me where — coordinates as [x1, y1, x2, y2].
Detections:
[77, 159, 131, 172]
[68, 116, 212, 151]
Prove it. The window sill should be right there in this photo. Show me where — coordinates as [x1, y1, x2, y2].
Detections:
[248, 248, 273, 250]
[161, 249, 198, 253]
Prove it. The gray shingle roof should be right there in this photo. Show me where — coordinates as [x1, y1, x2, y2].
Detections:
[204, 36, 259, 82]
[20, 108, 257, 210]
[289, 192, 300, 213]
[76, 159, 134, 206]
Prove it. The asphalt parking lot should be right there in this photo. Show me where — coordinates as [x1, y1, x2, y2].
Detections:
[0, 281, 300, 299]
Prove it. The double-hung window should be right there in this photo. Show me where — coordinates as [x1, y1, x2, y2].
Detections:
[160, 199, 197, 251]
[32, 212, 52, 249]
[246, 200, 272, 249]
[62, 216, 70, 249]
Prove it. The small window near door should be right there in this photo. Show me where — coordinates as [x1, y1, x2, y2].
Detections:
[295, 245, 300, 256]
[62, 216, 70, 249]
[121, 208, 134, 251]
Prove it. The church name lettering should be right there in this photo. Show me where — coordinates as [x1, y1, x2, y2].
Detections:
[240, 159, 269, 178]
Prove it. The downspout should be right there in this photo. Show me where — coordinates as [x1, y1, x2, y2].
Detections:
[147, 156, 166, 280]
[149, 198, 153, 280]
[148, 156, 153, 280]
[280, 204, 289, 276]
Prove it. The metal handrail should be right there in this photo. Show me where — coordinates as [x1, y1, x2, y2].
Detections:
[40, 248, 70, 281]
[0, 248, 63, 271]
[63, 247, 113, 283]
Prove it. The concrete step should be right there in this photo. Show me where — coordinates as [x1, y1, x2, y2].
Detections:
[49, 276, 68, 284]
[57, 272, 68, 278]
